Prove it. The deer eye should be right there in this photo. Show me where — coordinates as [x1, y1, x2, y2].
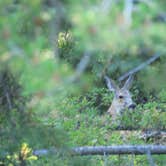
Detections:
[119, 95, 124, 99]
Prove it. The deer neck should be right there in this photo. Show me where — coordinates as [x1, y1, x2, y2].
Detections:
[107, 99, 123, 120]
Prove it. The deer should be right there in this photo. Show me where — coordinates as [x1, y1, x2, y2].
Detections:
[104, 75, 136, 121]
[104, 75, 166, 142]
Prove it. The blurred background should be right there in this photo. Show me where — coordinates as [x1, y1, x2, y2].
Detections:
[0, 0, 166, 165]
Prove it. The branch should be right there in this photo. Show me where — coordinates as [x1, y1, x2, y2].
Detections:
[146, 150, 156, 166]
[5, 92, 12, 110]
[118, 53, 162, 81]
[73, 145, 166, 155]
[33, 145, 166, 156]
[69, 51, 92, 82]
[75, 51, 92, 76]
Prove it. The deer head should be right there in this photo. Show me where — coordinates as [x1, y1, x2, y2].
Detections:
[105, 75, 135, 121]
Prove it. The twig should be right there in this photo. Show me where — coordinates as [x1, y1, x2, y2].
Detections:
[146, 150, 156, 166]
[118, 53, 162, 81]
[6, 92, 12, 110]
[130, 153, 135, 166]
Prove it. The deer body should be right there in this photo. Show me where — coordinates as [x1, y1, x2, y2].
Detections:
[105, 75, 135, 121]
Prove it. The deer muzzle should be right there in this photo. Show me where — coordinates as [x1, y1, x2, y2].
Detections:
[128, 103, 136, 109]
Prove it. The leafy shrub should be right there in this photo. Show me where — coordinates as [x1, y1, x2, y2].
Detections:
[0, 67, 68, 165]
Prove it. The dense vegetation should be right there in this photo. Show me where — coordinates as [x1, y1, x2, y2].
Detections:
[0, 0, 166, 165]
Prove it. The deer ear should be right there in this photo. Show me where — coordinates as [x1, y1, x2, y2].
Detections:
[122, 75, 133, 90]
[104, 76, 119, 92]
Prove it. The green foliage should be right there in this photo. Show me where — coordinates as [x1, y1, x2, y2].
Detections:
[2, 143, 38, 166]
[0, 67, 68, 165]
[58, 31, 76, 63]
[0, 66, 26, 113]
[140, 102, 166, 130]
[0, 0, 166, 165]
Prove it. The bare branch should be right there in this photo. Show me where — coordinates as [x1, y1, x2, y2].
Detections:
[5, 92, 12, 110]
[69, 51, 92, 82]
[118, 53, 162, 81]
[146, 150, 156, 166]
[75, 51, 92, 76]
[33, 145, 166, 156]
